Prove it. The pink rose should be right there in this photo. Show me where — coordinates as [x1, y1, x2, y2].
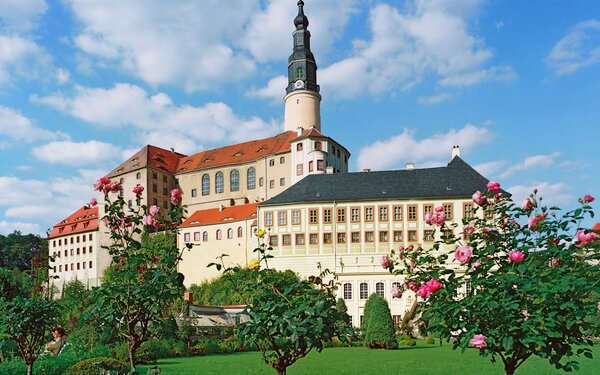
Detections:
[472, 191, 487, 206]
[417, 284, 430, 298]
[89, 197, 97, 207]
[550, 258, 559, 267]
[406, 281, 419, 292]
[93, 177, 111, 192]
[133, 184, 144, 196]
[454, 245, 473, 264]
[482, 227, 497, 233]
[391, 284, 402, 298]
[508, 250, 525, 263]
[426, 278, 443, 294]
[170, 188, 182, 205]
[583, 195, 595, 203]
[469, 259, 481, 273]
[521, 198, 534, 211]
[381, 255, 392, 270]
[142, 215, 158, 227]
[464, 223, 475, 235]
[470, 334, 487, 349]
[425, 207, 446, 226]
[522, 310, 529, 321]
[486, 181, 500, 192]
[107, 182, 122, 193]
[101, 217, 109, 226]
[528, 213, 546, 230]
[149, 205, 159, 216]
[576, 229, 599, 245]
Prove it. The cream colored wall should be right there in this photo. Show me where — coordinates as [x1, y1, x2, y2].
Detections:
[284, 90, 321, 132]
[258, 198, 477, 324]
[48, 230, 103, 295]
[178, 219, 258, 287]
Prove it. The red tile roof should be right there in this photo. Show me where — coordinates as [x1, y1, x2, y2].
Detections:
[175, 132, 296, 174]
[48, 206, 99, 239]
[593, 223, 600, 231]
[290, 127, 326, 141]
[107, 145, 187, 178]
[180, 203, 258, 228]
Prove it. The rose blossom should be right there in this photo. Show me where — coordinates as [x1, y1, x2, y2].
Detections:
[133, 184, 144, 196]
[101, 217, 109, 226]
[93, 177, 111, 192]
[508, 250, 526, 263]
[583, 195, 595, 203]
[170, 188, 182, 205]
[472, 191, 487, 206]
[522, 310, 530, 321]
[528, 213, 547, 230]
[417, 284, 430, 298]
[149, 205, 159, 216]
[486, 181, 501, 192]
[426, 278, 443, 294]
[470, 334, 487, 349]
[406, 281, 419, 292]
[142, 215, 158, 227]
[381, 255, 392, 270]
[551, 258, 559, 267]
[425, 206, 446, 226]
[576, 229, 599, 245]
[521, 198, 534, 211]
[454, 245, 473, 264]
[391, 284, 402, 298]
[464, 223, 475, 235]
[469, 259, 481, 273]
[89, 197, 97, 207]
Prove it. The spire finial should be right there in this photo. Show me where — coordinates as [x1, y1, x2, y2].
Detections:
[294, 0, 309, 30]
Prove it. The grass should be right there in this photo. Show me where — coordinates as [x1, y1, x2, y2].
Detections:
[138, 340, 600, 374]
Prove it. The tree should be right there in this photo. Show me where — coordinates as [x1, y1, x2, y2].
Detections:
[0, 231, 47, 271]
[360, 293, 376, 338]
[233, 231, 352, 375]
[85, 178, 189, 373]
[386, 185, 600, 374]
[364, 294, 397, 349]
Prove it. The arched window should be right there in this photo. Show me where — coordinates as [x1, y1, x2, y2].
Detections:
[237, 226, 243, 238]
[215, 172, 224, 193]
[202, 231, 208, 242]
[216, 230, 222, 240]
[297, 143, 303, 151]
[295, 67, 304, 79]
[227, 228, 233, 239]
[136, 172, 141, 179]
[230, 170, 239, 192]
[202, 174, 210, 196]
[247, 168, 256, 190]
[343, 283, 352, 300]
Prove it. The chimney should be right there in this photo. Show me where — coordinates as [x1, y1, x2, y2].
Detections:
[326, 166, 334, 174]
[452, 145, 460, 159]
[219, 204, 225, 212]
[296, 127, 304, 136]
[362, 168, 371, 173]
[406, 162, 415, 170]
[170, 147, 175, 153]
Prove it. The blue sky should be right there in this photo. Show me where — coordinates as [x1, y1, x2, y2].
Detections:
[0, 0, 599, 235]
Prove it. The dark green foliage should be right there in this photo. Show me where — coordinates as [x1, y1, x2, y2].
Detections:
[0, 231, 47, 271]
[189, 267, 300, 305]
[64, 357, 129, 375]
[0, 268, 32, 301]
[360, 293, 377, 337]
[364, 294, 397, 349]
[426, 337, 436, 344]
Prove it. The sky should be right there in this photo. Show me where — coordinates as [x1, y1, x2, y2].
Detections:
[0, 0, 599, 235]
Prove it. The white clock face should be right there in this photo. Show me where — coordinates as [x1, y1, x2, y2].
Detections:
[294, 80, 305, 89]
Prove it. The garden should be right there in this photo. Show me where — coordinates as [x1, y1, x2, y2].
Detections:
[1, 179, 599, 374]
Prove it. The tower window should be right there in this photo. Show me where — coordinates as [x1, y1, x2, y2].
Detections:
[295, 67, 304, 79]
[297, 143, 303, 151]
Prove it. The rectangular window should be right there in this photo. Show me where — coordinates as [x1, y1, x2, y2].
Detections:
[309, 209, 318, 224]
[379, 231, 389, 242]
[77, 263, 80, 270]
[317, 160, 324, 171]
[89, 261, 92, 269]
[89, 233, 92, 241]
[153, 184, 158, 193]
[259, 177, 264, 187]
[89, 246, 93, 253]
[408, 205, 417, 221]
[77, 248, 80, 255]
[424, 230, 434, 242]
[184, 233, 190, 242]
[444, 203, 453, 220]
[282, 234, 291, 246]
[265, 212, 273, 226]
[463, 203, 474, 219]
[351, 207, 360, 222]
[280, 178, 285, 186]
[296, 164, 303, 176]
[309, 233, 318, 245]
[442, 229, 454, 241]
[269, 235, 278, 246]
[191, 189, 197, 197]
[344, 283, 352, 300]
[278, 211, 287, 226]
[351, 232, 360, 243]
[408, 230, 417, 242]
[323, 233, 332, 244]
[360, 283, 368, 299]
[292, 210, 301, 225]
[269, 180, 275, 189]
[379, 206, 388, 221]
[163, 187, 168, 196]
[337, 208, 346, 223]
[423, 204, 433, 218]
[295, 234, 305, 245]
[323, 209, 332, 224]
[393, 231, 403, 242]
[364, 207, 374, 222]
[337, 232, 346, 243]
[194, 232, 201, 241]
[365, 231, 374, 242]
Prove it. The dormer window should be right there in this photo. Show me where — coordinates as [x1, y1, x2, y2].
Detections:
[257, 147, 266, 152]
[234, 152, 243, 157]
[203, 158, 212, 163]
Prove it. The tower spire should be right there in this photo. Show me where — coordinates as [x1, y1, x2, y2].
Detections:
[294, 0, 309, 30]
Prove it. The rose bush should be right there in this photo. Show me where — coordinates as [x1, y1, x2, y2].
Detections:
[386, 184, 599, 375]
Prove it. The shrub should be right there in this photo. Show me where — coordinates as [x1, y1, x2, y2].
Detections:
[425, 337, 436, 345]
[403, 339, 417, 347]
[0, 359, 26, 375]
[135, 342, 158, 365]
[217, 337, 243, 353]
[360, 294, 377, 337]
[364, 294, 397, 350]
[194, 339, 219, 355]
[64, 357, 129, 375]
[144, 338, 175, 359]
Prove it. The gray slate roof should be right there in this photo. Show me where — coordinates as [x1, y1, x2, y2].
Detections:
[261, 157, 492, 206]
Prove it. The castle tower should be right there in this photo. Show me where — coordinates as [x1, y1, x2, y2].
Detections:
[283, 0, 321, 132]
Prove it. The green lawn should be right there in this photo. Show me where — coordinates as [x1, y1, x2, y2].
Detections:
[139, 341, 600, 375]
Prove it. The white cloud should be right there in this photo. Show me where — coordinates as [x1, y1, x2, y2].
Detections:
[66, 0, 258, 91]
[418, 93, 453, 105]
[247, 75, 287, 105]
[55, 68, 70, 84]
[32, 83, 281, 151]
[0, 0, 47, 32]
[356, 124, 493, 171]
[32, 140, 122, 166]
[0, 34, 50, 84]
[473, 160, 507, 179]
[0, 220, 40, 235]
[499, 152, 561, 178]
[506, 182, 573, 208]
[546, 19, 600, 76]
[0, 106, 63, 142]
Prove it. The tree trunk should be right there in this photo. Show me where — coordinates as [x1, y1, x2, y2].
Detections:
[128, 344, 138, 375]
[504, 362, 516, 375]
[27, 363, 33, 375]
